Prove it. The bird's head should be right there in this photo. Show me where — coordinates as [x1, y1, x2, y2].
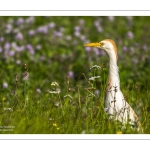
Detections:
[84, 39, 118, 61]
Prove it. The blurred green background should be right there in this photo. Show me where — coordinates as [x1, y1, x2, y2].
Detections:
[1, 16, 150, 88]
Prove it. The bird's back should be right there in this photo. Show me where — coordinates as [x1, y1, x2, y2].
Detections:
[105, 87, 140, 129]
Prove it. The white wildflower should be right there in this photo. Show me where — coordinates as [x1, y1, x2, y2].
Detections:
[22, 71, 29, 81]
[48, 90, 60, 94]
[49, 118, 54, 121]
[90, 65, 101, 71]
[89, 76, 100, 81]
[51, 82, 59, 87]
[4, 108, 13, 111]
[54, 102, 60, 107]
[64, 94, 73, 99]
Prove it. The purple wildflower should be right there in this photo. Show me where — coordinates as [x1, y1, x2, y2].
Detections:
[26, 44, 35, 54]
[4, 42, 11, 50]
[0, 47, 2, 53]
[78, 19, 85, 25]
[130, 47, 134, 52]
[36, 45, 41, 50]
[94, 20, 100, 27]
[127, 31, 134, 39]
[6, 24, 12, 30]
[74, 26, 81, 31]
[5, 24, 12, 33]
[134, 43, 139, 47]
[80, 35, 86, 41]
[3, 83, 8, 89]
[16, 46, 25, 52]
[28, 30, 35, 36]
[6, 24, 12, 33]
[97, 26, 103, 33]
[25, 16, 35, 24]
[68, 71, 74, 79]
[26, 44, 33, 50]
[16, 60, 21, 65]
[48, 22, 55, 28]
[29, 49, 35, 55]
[13, 29, 19, 34]
[16, 17, 24, 25]
[36, 88, 41, 93]
[74, 31, 80, 37]
[142, 44, 147, 50]
[9, 50, 15, 56]
[85, 46, 91, 52]
[94, 48, 100, 55]
[108, 16, 114, 22]
[54, 31, 63, 37]
[37, 26, 49, 34]
[0, 37, 4, 42]
[15, 32, 23, 40]
[122, 46, 127, 52]
[100, 50, 106, 56]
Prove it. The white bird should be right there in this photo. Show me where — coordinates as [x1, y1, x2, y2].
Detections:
[84, 39, 141, 131]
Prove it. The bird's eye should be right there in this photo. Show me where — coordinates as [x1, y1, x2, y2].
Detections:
[99, 42, 104, 46]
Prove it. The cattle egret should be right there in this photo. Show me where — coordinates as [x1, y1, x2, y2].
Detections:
[84, 39, 141, 131]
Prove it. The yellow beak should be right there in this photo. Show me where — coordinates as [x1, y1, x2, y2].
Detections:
[84, 42, 101, 47]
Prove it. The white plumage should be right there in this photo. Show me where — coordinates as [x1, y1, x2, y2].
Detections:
[84, 39, 141, 131]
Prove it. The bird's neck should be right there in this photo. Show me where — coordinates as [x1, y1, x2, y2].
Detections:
[108, 57, 120, 89]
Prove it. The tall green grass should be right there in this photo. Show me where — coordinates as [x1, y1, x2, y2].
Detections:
[0, 63, 149, 134]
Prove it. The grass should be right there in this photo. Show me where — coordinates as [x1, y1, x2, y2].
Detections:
[0, 16, 150, 134]
[0, 63, 149, 134]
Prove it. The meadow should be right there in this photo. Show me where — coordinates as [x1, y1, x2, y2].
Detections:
[0, 16, 150, 134]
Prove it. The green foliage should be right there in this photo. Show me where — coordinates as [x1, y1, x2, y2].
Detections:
[0, 16, 150, 134]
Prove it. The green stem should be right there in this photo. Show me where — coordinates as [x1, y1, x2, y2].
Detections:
[77, 85, 81, 109]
